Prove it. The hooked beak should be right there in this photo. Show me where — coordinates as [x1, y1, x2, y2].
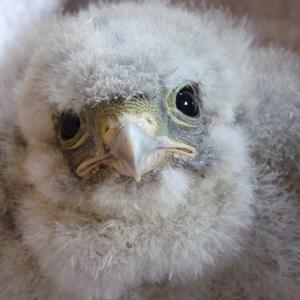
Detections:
[76, 114, 196, 181]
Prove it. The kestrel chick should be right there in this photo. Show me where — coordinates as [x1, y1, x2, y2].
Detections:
[0, 1, 299, 300]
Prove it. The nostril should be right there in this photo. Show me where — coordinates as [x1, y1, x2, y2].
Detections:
[146, 117, 153, 125]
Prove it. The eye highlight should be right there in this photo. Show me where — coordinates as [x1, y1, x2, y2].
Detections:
[175, 86, 199, 117]
[59, 112, 81, 140]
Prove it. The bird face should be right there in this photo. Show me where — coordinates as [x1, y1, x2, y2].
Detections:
[18, 2, 252, 220]
[57, 83, 200, 183]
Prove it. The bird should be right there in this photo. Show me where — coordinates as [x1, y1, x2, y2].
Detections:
[0, 1, 299, 299]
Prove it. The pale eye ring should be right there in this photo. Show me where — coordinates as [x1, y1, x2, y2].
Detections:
[59, 112, 81, 140]
[175, 86, 200, 117]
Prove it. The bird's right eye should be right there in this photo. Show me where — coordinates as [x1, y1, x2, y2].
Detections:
[59, 112, 81, 140]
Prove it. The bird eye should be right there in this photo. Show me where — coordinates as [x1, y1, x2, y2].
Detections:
[175, 86, 199, 117]
[59, 112, 81, 140]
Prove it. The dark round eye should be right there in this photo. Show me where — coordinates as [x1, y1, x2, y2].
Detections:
[59, 112, 81, 140]
[175, 87, 199, 117]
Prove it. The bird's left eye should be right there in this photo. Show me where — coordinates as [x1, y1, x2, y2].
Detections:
[59, 112, 81, 140]
[175, 86, 199, 117]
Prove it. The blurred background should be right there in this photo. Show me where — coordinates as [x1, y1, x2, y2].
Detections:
[64, 0, 300, 54]
[208, 0, 300, 53]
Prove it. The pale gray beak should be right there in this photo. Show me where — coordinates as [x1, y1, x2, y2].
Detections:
[76, 114, 196, 181]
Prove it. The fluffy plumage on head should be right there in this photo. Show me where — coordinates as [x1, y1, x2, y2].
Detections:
[18, 0, 253, 216]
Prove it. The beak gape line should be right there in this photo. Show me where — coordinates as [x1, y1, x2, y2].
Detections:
[76, 115, 196, 181]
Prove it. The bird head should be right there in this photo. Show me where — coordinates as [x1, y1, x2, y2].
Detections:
[13, 3, 257, 297]
[18, 2, 253, 220]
